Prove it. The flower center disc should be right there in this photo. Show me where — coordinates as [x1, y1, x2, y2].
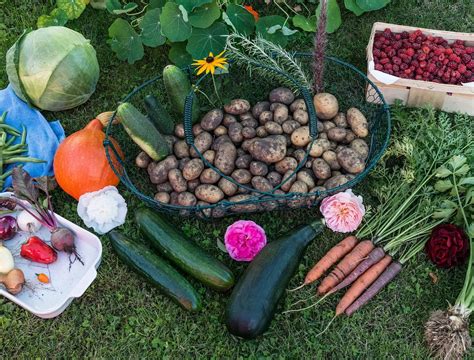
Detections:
[206, 56, 214, 63]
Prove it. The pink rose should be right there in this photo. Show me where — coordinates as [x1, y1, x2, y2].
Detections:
[320, 189, 365, 233]
[224, 220, 267, 262]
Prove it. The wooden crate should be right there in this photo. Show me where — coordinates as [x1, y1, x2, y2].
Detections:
[366, 22, 474, 115]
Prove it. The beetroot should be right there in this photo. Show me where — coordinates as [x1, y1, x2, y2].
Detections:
[51, 227, 84, 267]
[372, 28, 474, 84]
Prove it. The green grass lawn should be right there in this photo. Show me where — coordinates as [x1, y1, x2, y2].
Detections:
[0, 1, 473, 358]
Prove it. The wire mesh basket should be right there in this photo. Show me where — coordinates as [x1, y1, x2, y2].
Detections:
[104, 53, 391, 219]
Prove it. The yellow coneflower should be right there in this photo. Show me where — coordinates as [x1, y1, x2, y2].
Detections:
[192, 51, 228, 75]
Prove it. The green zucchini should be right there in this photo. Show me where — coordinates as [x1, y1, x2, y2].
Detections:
[225, 220, 324, 339]
[163, 65, 200, 123]
[116, 102, 169, 161]
[135, 208, 234, 292]
[108, 230, 201, 312]
[144, 94, 176, 135]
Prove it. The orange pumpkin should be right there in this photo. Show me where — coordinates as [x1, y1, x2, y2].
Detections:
[54, 112, 124, 200]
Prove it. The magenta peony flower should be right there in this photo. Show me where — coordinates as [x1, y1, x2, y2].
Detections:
[224, 220, 267, 262]
[320, 189, 365, 233]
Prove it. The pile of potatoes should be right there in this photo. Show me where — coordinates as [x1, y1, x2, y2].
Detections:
[135, 87, 369, 215]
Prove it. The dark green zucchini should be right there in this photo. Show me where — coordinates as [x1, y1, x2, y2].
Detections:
[135, 208, 234, 292]
[225, 220, 324, 339]
[144, 94, 176, 135]
[108, 230, 201, 312]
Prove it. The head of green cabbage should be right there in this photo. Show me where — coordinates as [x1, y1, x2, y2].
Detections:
[6, 26, 99, 112]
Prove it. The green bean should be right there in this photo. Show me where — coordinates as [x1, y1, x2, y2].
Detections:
[0, 112, 6, 124]
[5, 156, 45, 164]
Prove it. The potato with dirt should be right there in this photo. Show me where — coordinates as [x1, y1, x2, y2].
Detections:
[212, 135, 232, 150]
[218, 177, 238, 197]
[202, 150, 216, 164]
[292, 149, 306, 163]
[291, 126, 311, 147]
[248, 135, 287, 164]
[337, 147, 365, 174]
[290, 98, 306, 113]
[333, 112, 348, 128]
[214, 125, 227, 136]
[242, 126, 257, 139]
[256, 126, 268, 138]
[201, 109, 223, 131]
[228, 122, 244, 143]
[275, 157, 298, 174]
[252, 101, 271, 118]
[177, 192, 197, 207]
[195, 185, 224, 203]
[136, 151, 151, 168]
[174, 123, 185, 138]
[148, 155, 178, 184]
[154, 192, 170, 204]
[267, 171, 282, 187]
[192, 124, 203, 136]
[249, 161, 269, 176]
[259, 110, 273, 125]
[282, 120, 300, 134]
[251, 176, 273, 192]
[297, 170, 316, 189]
[174, 140, 190, 159]
[312, 158, 332, 180]
[322, 121, 336, 132]
[272, 103, 289, 124]
[156, 182, 172, 193]
[231, 169, 252, 184]
[281, 170, 297, 192]
[350, 139, 369, 160]
[308, 138, 331, 157]
[235, 154, 252, 169]
[347, 107, 369, 137]
[224, 99, 251, 115]
[241, 116, 258, 128]
[168, 169, 187, 193]
[322, 150, 341, 170]
[223, 114, 237, 126]
[265, 121, 283, 135]
[187, 179, 200, 192]
[327, 127, 348, 142]
[293, 109, 309, 125]
[190, 131, 213, 157]
[229, 194, 258, 213]
[200, 168, 221, 184]
[269, 87, 295, 104]
[313, 93, 339, 120]
[182, 158, 204, 181]
[214, 141, 237, 175]
[324, 174, 354, 189]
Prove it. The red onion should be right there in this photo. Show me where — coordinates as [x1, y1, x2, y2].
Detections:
[0, 216, 18, 241]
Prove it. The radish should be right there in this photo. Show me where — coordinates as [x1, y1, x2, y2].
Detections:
[17, 210, 42, 233]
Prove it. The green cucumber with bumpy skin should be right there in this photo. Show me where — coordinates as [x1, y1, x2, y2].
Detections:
[163, 65, 200, 123]
[144, 94, 176, 135]
[135, 208, 234, 292]
[225, 220, 324, 339]
[117, 102, 169, 161]
[108, 230, 201, 312]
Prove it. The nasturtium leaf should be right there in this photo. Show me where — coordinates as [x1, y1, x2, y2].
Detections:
[189, 1, 220, 29]
[356, 0, 390, 11]
[256, 16, 289, 46]
[175, 0, 212, 12]
[225, 4, 255, 36]
[344, 0, 365, 16]
[160, 2, 192, 42]
[186, 22, 228, 59]
[148, 0, 166, 9]
[112, 2, 138, 15]
[292, 14, 316, 32]
[56, 0, 88, 20]
[37, 8, 69, 28]
[316, 0, 342, 34]
[108, 18, 144, 64]
[139, 8, 166, 47]
[106, 0, 121, 13]
[169, 42, 193, 67]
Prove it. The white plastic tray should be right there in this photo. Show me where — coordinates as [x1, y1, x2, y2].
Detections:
[0, 193, 102, 318]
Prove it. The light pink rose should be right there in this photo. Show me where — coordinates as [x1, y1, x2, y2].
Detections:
[224, 220, 267, 262]
[320, 189, 365, 233]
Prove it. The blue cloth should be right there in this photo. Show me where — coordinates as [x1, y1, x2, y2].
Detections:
[0, 85, 65, 189]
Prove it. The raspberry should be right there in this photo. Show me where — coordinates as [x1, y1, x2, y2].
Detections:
[401, 31, 409, 39]
[411, 59, 420, 67]
[461, 54, 471, 63]
[467, 60, 474, 69]
[388, 49, 396, 57]
[455, 40, 464, 46]
[452, 70, 461, 78]
[416, 67, 424, 75]
[418, 53, 427, 61]
[393, 64, 400, 72]
[415, 75, 423, 80]
[422, 46, 430, 54]
[380, 58, 390, 65]
[465, 70, 472, 77]
[373, 48, 381, 57]
[443, 58, 449, 65]
[400, 63, 409, 70]
[427, 63, 437, 73]
[445, 47, 453, 55]
[413, 43, 421, 50]
[384, 63, 393, 70]
[405, 48, 415, 57]
[375, 63, 383, 71]
[437, 69, 444, 77]
[449, 53, 458, 61]
[374, 41, 383, 49]
[466, 47, 474, 54]
[420, 61, 427, 68]
[438, 53, 445, 61]
[404, 68, 412, 75]
[380, 51, 387, 58]
[393, 56, 402, 65]
[395, 34, 401, 40]
[434, 48, 444, 56]
[454, 47, 465, 56]
[448, 61, 458, 69]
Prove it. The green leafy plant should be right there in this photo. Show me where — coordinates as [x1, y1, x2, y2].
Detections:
[37, 0, 88, 28]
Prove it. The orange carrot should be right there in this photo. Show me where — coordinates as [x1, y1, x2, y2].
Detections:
[335, 255, 392, 316]
[302, 236, 358, 286]
[36, 273, 50, 284]
[317, 240, 374, 295]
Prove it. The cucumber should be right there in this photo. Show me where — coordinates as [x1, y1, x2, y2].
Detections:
[108, 230, 201, 312]
[144, 95, 176, 135]
[117, 102, 169, 161]
[225, 221, 324, 339]
[163, 65, 200, 123]
[135, 208, 234, 292]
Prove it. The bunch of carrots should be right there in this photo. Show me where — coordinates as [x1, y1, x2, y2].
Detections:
[286, 146, 450, 320]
